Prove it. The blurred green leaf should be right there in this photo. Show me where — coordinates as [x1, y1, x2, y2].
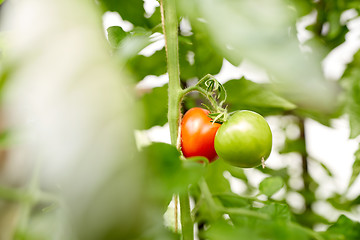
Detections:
[294, 109, 333, 127]
[107, 26, 127, 48]
[348, 145, 360, 190]
[205, 159, 231, 194]
[98, 0, 149, 27]
[226, 165, 248, 183]
[341, 50, 360, 138]
[294, 209, 330, 228]
[279, 138, 306, 155]
[284, 0, 313, 18]
[192, 31, 223, 79]
[259, 177, 284, 197]
[139, 84, 168, 129]
[214, 192, 251, 208]
[113, 27, 152, 60]
[144, 143, 205, 206]
[323, 215, 360, 240]
[224, 78, 296, 116]
[306, 1, 351, 50]
[204, 216, 310, 240]
[327, 193, 357, 211]
[128, 49, 167, 81]
[258, 203, 291, 221]
[179, 29, 223, 80]
[257, 167, 289, 182]
[202, 219, 263, 240]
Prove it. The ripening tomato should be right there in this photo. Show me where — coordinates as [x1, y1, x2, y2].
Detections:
[181, 107, 221, 162]
[214, 110, 272, 168]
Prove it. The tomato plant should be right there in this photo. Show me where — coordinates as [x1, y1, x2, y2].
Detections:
[214, 110, 272, 168]
[181, 107, 221, 162]
[1, 0, 360, 240]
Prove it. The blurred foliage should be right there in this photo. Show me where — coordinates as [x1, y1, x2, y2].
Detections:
[0, 0, 359, 239]
[179, 29, 224, 80]
[341, 50, 360, 138]
[138, 84, 168, 129]
[224, 78, 296, 116]
[98, 0, 151, 28]
[322, 215, 360, 240]
[259, 176, 285, 197]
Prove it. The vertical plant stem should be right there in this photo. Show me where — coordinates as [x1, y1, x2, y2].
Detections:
[174, 195, 178, 232]
[160, 0, 182, 147]
[179, 192, 193, 239]
[299, 118, 311, 211]
[314, 0, 325, 36]
[161, 0, 193, 239]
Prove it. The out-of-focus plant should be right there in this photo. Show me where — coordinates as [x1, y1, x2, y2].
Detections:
[0, 0, 359, 239]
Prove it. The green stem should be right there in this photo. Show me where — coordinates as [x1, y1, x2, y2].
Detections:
[161, 0, 182, 147]
[198, 178, 220, 214]
[161, 0, 193, 239]
[179, 191, 193, 240]
[180, 86, 218, 111]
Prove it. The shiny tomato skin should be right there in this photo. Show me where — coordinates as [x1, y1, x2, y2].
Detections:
[214, 110, 272, 168]
[181, 107, 221, 162]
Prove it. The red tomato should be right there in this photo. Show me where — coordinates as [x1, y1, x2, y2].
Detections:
[180, 107, 221, 162]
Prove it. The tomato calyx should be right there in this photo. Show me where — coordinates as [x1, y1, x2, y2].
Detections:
[207, 109, 228, 124]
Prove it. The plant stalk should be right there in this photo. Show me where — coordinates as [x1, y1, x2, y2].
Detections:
[161, 0, 193, 239]
[299, 118, 311, 211]
[161, 0, 182, 148]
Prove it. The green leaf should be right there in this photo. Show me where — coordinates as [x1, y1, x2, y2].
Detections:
[341, 50, 360, 138]
[98, 0, 149, 27]
[224, 78, 296, 116]
[258, 203, 291, 221]
[214, 192, 251, 208]
[107, 26, 127, 48]
[139, 84, 168, 129]
[179, 29, 223, 80]
[294, 108, 334, 127]
[327, 193, 357, 211]
[348, 145, 360, 190]
[257, 167, 289, 183]
[323, 215, 360, 240]
[306, 2, 351, 50]
[226, 165, 248, 183]
[202, 220, 263, 240]
[192, 31, 223, 79]
[203, 217, 309, 240]
[279, 138, 306, 155]
[205, 159, 231, 194]
[115, 28, 152, 60]
[127, 49, 167, 81]
[144, 143, 205, 205]
[259, 176, 284, 197]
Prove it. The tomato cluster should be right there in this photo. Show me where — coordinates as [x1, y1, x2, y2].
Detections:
[180, 108, 272, 168]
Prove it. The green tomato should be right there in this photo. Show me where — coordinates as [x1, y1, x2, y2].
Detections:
[214, 110, 272, 168]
